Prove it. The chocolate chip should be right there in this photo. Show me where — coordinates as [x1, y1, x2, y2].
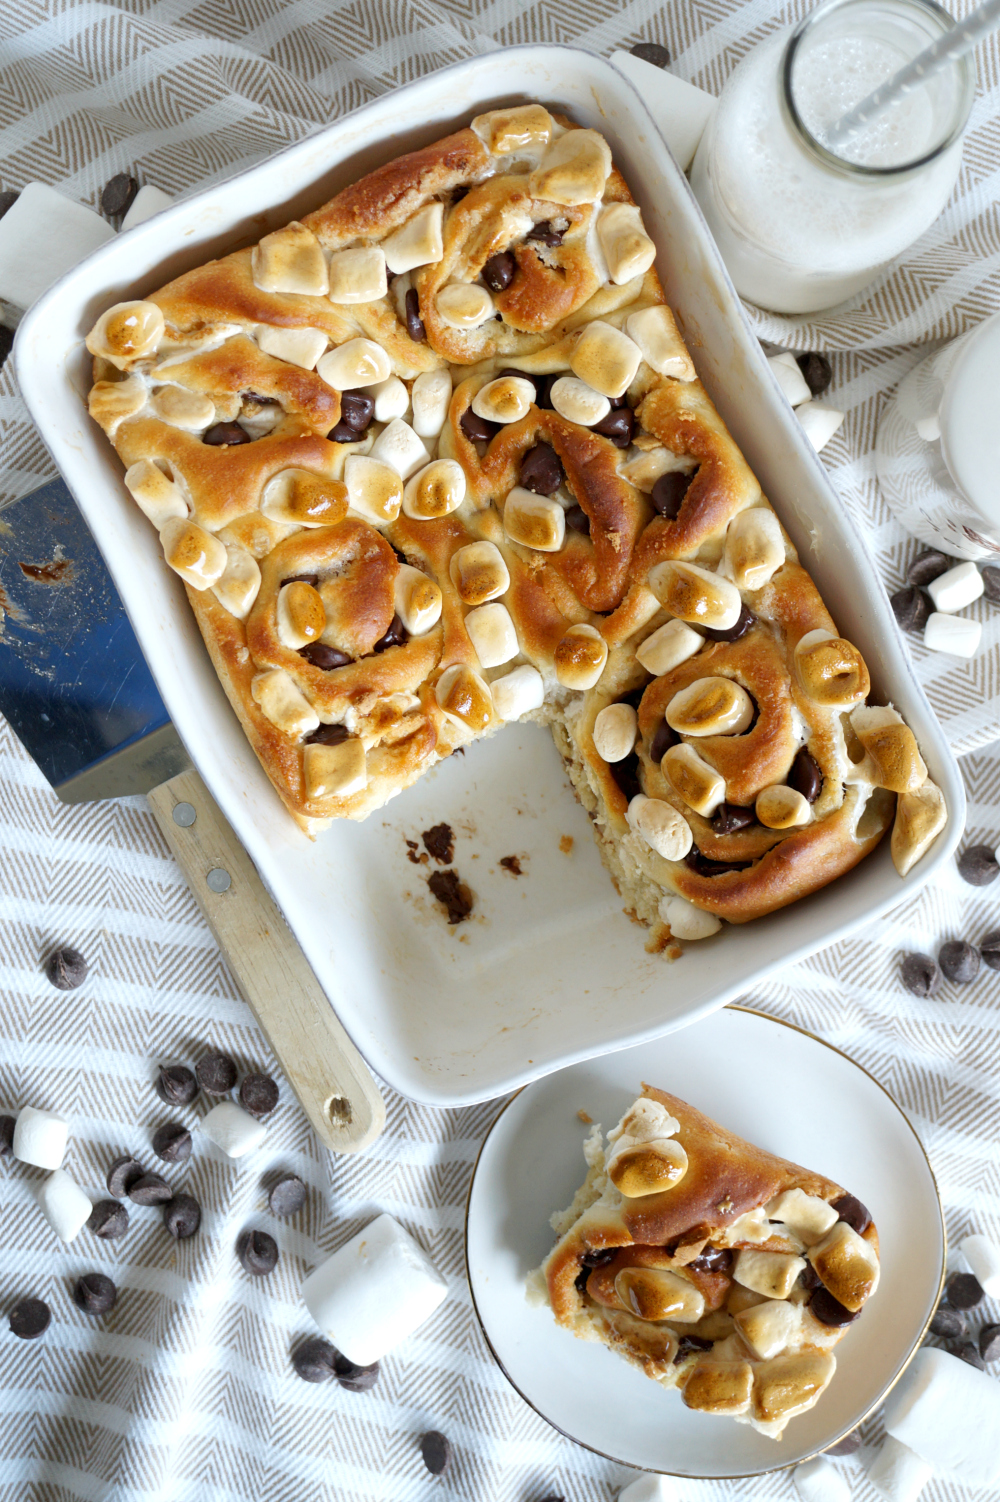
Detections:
[580, 1247, 617, 1268]
[239, 1073, 279, 1119]
[420, 1431, 452, 1475]
[703, 603, 756, 642]
[592, 406, 635, 447]
[533, 373, 557, 410]
[155, 1065, 197, 1107]
[101, 173, 139, 218]
[672, 1333, 714, 1363]
[650, 719, 679, 763]
[9, 1297, 51, 1340]
[798, 1262, 821, 1291]
[527, 220, 565, 247]
[711, 802, 757, 835]
[88, 1200, 129, 1240]
[460, 407, 498, 444]
[163, 1193, 202, 1240]
[483, 251, 516, 292]
[610, 751, 643, 805]
[684, 848, 754, 877]
[282, 572, 320, 588]
[830, 1193, 872, 1236]
[196, 1051, 237, 1095]
[237, 1229, 278, 1276]
[373, 613, 408, 653]
[269, 1174, 307, 1217]
[630, 40, 671, 66]
[795, 351, 832, 397]
[107, 1156, 145, 1198]
[824, 1429, 862, 1456]
[292, 1336, 338, 1382]
[687, 1246, 734, 1274]
[929, 1306, 967, 1340]
[339, 390, 375, 432]
[957, 845, 999, 886]
[788, 746, 822, 802]
[335, 1353, 381, 1391]
[901, 951, 941, 997]
[981, 930, 1000, 971]
[152, 1122, 192, 1163]
[327, 421, 361, 443]
[981, 565, 1000, 604]
[954, 1340, 986, 1370]
[979, 1323, 1000, 1363]
[574, 1265, 591, 1294]
[519, 442, 564, 495]
[945, 1271, 984, 1309]
[304, 722, 351, 746]
[0, 189, 20, 220]
[404, 287, 425, 342]
[422, 824, 455, 863]
[907, 549, 951, 588]
[427, 869, 474, 925]
[0, 1114, 14, 1157]
[0, 326, 12, 368]
[128, 1173, 173, 1206]
[298, 642, 352, 670]
[809, 1286, 861, 1326]
[939, 940, 980, 984]
[565, 505, 590, 535]
[74, 1273, 117, 1316]
[497, 367, 537, 392]
[203, 422, 250, 446]
[650, 470, 692, 519]
[890, 585, 932, 633]
[45, 946, 88, 990]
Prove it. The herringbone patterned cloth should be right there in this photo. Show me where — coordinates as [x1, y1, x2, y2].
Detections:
[0, 2, 999, 1501]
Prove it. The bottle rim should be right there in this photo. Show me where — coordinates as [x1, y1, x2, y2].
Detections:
[781, 0, 976, 179]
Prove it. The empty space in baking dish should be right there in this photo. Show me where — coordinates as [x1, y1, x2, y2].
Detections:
[16, 47, 965, 1106]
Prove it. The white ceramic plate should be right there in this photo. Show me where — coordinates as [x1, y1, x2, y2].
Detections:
[465, 1008, 944, 1477]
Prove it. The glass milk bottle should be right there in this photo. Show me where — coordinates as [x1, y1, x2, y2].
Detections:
[690, 0, 975, 315]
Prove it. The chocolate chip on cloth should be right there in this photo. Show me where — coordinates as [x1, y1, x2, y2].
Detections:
[957, 845, 999, 886]
[795, 351, 832, 397]
[901, 951, 941, 997]
[152, 1122, 192, 1163]
[929, 1306, 967, 1340]
[9, 1298, 51, 1340]
[163, 1193, 202, 1240]
[427, 869, 474, 924]
[196, 1051, 238, 1096]
[45, 946, 88, 990]
[88, 1200, 129, 1240]
[982, 565, 1000, 604]
[890, 585, 932, 633]
[946, 1271, 984, 1309]
[420, 1431, 452, 1476]
[128, 1173, 174, 1206]
[292, 1336, 338, 1383]
[269, 1174, 307, 1217]
[239, 1073, 279, 1119]
[980, 930, 1000, 971]
[0, 1113, 14, 1157]
[107, 1155, 145, 1198]
[979, 1323, 1000, 1363]
[156, 1064, 198, 1107]
[630, 40, 671, 66]
[939, 940, 980, 984]
[74, 1273, 117, 1316]
[237, 1228, 279, 1276]
[422, 823, 455, 863]
[954, 1340, 987, 1370]
[100, 173, 139, 218]
[908, 549, 951, 588]
[810, 1287, 861, 1326]
[335, 1353, 380, 1391]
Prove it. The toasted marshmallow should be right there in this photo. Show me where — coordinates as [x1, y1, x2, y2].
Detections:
[733, 1249, 806, 1300]
[752, 1353, 837, 1427]
[261, 469, 349, 528]
[256, 324, 328, 370]
[435, 663, 493, 730]
[554, 623, 608, 689]
[636, 619, 704, 677]
[326, 246, 387, 305]
[277, 580, 326, 648]
[648, 560, 742, 630]
[411, 369, 452, 437]
[615, 1267, 705, 1323]
[549, 376, 611, 426]
[318, 338, 392, 391]
[528, 128, 612, 205]
[724, 509, 785, 591]
[344, 454, 403, 524]
[88, 374, 148, 435]
[464, 602, 518, 668]
[666, 677, 753, 737]
[86, 300, 165, 367]
[618, 445, 679, 492]
[891, 777, 947, 876]
[682, 1360, 754, 1416]
[251, 221, 328, 296]
[597, 203, 656, 285]
[608, 1097, 680, 1146]
[808, 1221, 879, 1312]
[736, 1298, 803, 1360]
[607, 1135, 688, 1197]
[151, 385, 215, 431]
[593, 703, 637, 762]
[436, 283, 495, 329]
[367, 375, 409, 423]
[474, 103, 552, 155]
[767, 1189, 838, 1247]
[662, 743, 726, 817]
[472, 375, 535, 425]
[450, 541, 509, 605]
[394, 564, 442, 636]
[402, 458, 465, 520]
[160, 517, 227, 590]
[569, 320, 642, 399]
[491, 664, 544, 721]
[381, 202, 445, 275]
[304, 738, 367, 799]
[124, 459, 187, 528]
[368, 418, 430, 480]
[756, 785, 811, 830]
[624, 305, 696, 381]
[504, 486, 565, 552]
[212, 544, 261, 620]
[658, 893, 722, 940]
[794, 629, 870, 706]
[850, 705, 927, 794]
[626, 796, 693, 861]
[251, 668, 319, 736]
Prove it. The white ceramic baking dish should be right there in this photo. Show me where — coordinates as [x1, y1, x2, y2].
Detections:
[16, 46, 964, 1107]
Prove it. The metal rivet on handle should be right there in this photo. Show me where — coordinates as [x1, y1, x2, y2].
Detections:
[172, 802, 196, 828]
[206, 867, 232, 893]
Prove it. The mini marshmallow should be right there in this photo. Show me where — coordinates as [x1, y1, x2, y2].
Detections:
[623, 305, 696, 381]
[733, 1248, 805, 1299]
[618, 445, 678, 491]
[504, 487, 565, 552]
[277, 581, 325, 649]
[927, 560, 984, 613]
[304, 739, 367, 799]
[381, 203, 444, 275]
[724, 508, 785, 590]
[368, 419, 430, 480]
[768, 352, 813, 408]
[735, 1297, 803, 1360]
[666, 677, 753, 736]
[200, 1100, 268, 1158]
[597, 202, 656, 285]
[617, 1474, 679, 1502]
[528, 129, 611, 206]
[160, 517, 228, 591]
[797, 401, 845, 453]
[344, 455, 403, 524]
[436, 282, 494, 329]
[124, 459, 187, 529]
[302, 1212, 448, 1366]
[648, 559, 742, 631]
[793, 1456, 851, 1502]
[87, 299, 165, 368]
[256, 324, 328, 370]
[317, 338, 392, 391]
[473, 103, 552, 156]
[450, 541, 509, 605]
[0, 182, 114, 313]
[212, 545, 261, 621]
[658, 893, 721, 939]
[88, 374, 148, 437]
[38, 1169, 93, 1244]
[570, 319, 642, 398]
[366, 375, 409, 423]
[472, 375, 535, 424]
[251, 221, 328, 297]
[120, 183, 173, 230]
[767, 1188, 838, 1246]
[662, 742, 726, 817]
[636, 618, 703, 677]
[251, 669, 319, 737]
[464, 602, 518, 668]
[550, 375, 611, 426]
[261, 468, 348, 528]
[593, 702, 637, 762]
[960, 1233, 1000, 1297]
[435, 665, 493, 730]
[403, 458, 465, 520]
[616, 1265, 704, 1323]
[757, 784, 811, 829]
[14, 1106, 69, 1170]
[868, 1437, 932, 1502]
[394, 565, 442, 636]
[491, 664, 544, 721]
[326, 246, 387, 305]
[924, 611, 981, 658]
[411, 369, 452, 437]
[627, 795, 693, 861]
[553, 623, 608, 689]
[152, 385, 215, 431]
[882, 1346, 1000, 1488]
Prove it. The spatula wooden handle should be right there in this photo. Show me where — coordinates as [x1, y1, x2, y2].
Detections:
[147, 768, 385, 1154]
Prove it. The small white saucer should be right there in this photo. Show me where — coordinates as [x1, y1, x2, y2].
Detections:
[465, 1007, 944, 1478]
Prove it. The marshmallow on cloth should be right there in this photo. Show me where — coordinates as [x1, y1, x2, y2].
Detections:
[960, 1232, 1000, 1297]
[200, 1100, 266, 1158]
[793, 1456, 851, 1502]
[617, 1476, 678, 1502]
[868, 1436, 932, 1502]
[13, 1105, 68, 1169]
[302, 1212, 447, 1366]
[39, 1168, 93, 1242]
[882, 1346, 1000, 1488]
[0, 182, 114, 312]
